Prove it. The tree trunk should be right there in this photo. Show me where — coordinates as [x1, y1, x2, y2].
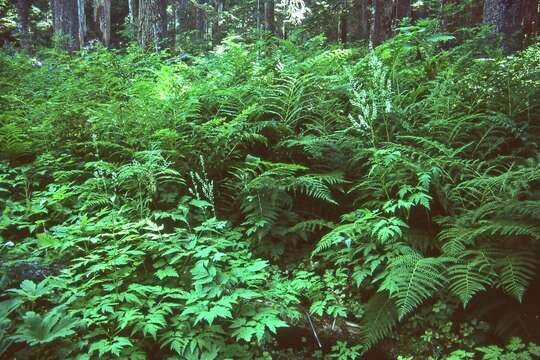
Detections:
[440, 0, 459, 31]
[505, 0, 540, 49]
[483, 0, 506, 34]
[93, 0, 111, 47]
[52, 0, 84, 51]
[195, 2, 206, 40]
[177, 0, 191, 32]
[212, 0, 224, 43]
[138, 0, 167, 50]
[339, 0, 348, 43]
[371, 0, 394, 46]
[128, 0, 138, 37]
[351, 0, 370, 41]
[395, 0, 411, 20]
[77, 0, 86, 48]
[264, 0, 275, 34]
[171, 0, 177, 47]
[11, 0, 31, 50]
[520, 0, 540, 44]
[128, 0, 138, 22]
[483, 0, 538, 50]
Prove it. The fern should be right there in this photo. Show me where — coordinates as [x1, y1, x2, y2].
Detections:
[360, 292, 398, 349]
[379, 249, 449, 319]
[447, 252, 495, 306]
[312, 209, 379, 255]
[287, 174, 342, 204]
[287, 219, 335, 234]
[264, 74, 318, 127]
[497, 251, 537, 302]
[0, 123, 33, 159]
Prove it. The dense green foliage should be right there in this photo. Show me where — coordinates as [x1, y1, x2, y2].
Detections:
[1, 21, 540, 359]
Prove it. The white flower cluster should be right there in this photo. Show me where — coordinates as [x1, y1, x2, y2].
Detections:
[348, 52, 393, 139]
[277, 0, 310, 24]
[348, 84, 375, 134]
[189, 155, 215, 214]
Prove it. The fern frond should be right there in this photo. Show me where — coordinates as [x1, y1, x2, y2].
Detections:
[438, 219, 540, 248]
[447, 252, 495, 306]
[360, 292, 398, 349]
[497, 251, 537, 302]
[0, 123, 33, 159]
[312, 209, 378, 255]
[379, 249, 449, 319]
[287, 175, 337, 204]
[264, 74, 318, 127]
[287, 219, 335, 234]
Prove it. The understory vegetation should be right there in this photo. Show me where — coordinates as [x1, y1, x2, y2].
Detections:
[1, 21, 540, 359]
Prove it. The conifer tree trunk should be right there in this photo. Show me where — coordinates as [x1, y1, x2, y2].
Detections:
[177, 0, 191, 32]
[52, 0, 84, 50]
[127, 0, 138, 40]
[351, 0, 370, 41]
[395, 0, 410, 19]
[11, 0, 31, 50]
[339, 0, 348, 43]
[264, 0, 275, 34]
[483, 0, 506, 34]
[77, 0, 86, 47]
[195, 1, 206, 40]
[371, 0, 394, 46]
[171, 0, 176, 46]
[505, 0, 540, 49]
[93, 0, 111, 47]
[483, 0, 538, 50]
[128, 0, 138, 22]
[521, 0, 540, 43]
[212, 0, 224, 43]
[138, 0, 167, 50]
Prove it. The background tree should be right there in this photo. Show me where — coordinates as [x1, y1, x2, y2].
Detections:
[93, 0, 110, 47]
[483, 0, 506, 34]
[10, 0, 31, 49]
[395, 0, 410, 19]
[339, 0, 348, 43]
[51, 0, 85, 50]
[350, 0, 371, 41]
[483, 0, 540, 51]
[371, 0, 394, 45]
[264, 0, 275, 34]
[2, 0, 539, 52]
[137, 0, 167, 50]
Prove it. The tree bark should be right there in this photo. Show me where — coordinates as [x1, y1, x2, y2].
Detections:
[195, 2, 206, 40]
[351, 0, 370, 41]
[371, 0, 394, 46]
[138, 0, 167, 50]
[11, 0, 31, 50]
[483, 0, 539, 50]
[395, 0, 411, 20]
[93, 0, 111, 47]
[77, 0, 86, 47]
[505, 0, 540, 49]
[52, 0, 84, 51]
[521, 0, 540, 43]
[212, 0, 224, 43]
[483, 0, 506, 34]
[128, 0, 138, 22]
[339, 0, 348, 43]
[128, 0, 138, 36]
[177, 0, 191, 32]
[264, 0, 275, 34]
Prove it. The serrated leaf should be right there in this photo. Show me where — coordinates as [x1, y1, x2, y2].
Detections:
[155, 266, 179, 280]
